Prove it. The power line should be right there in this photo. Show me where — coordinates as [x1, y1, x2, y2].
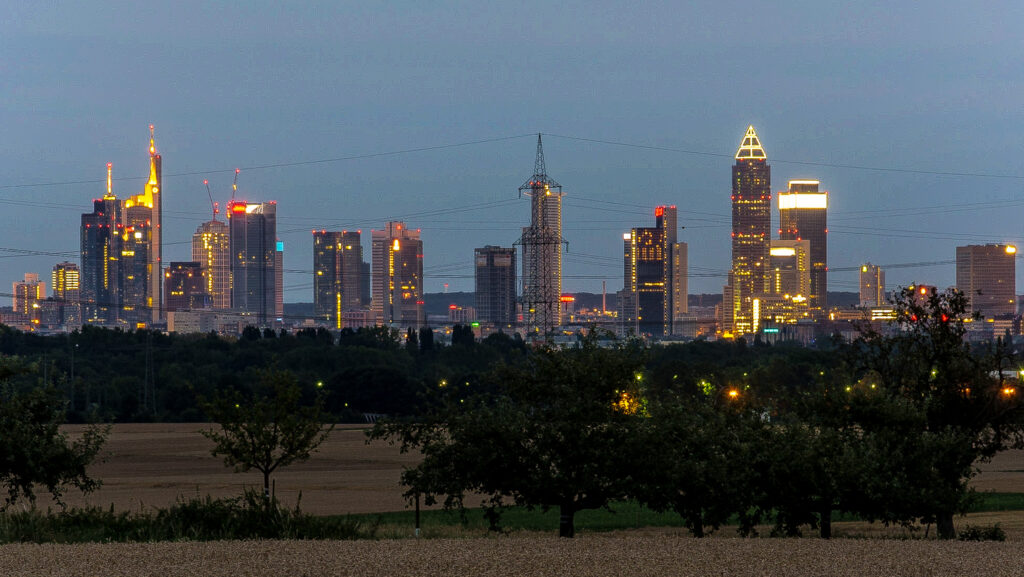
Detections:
[542, 133, 1024, 180]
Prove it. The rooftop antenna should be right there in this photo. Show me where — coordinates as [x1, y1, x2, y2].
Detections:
[204, 179, 220, 222]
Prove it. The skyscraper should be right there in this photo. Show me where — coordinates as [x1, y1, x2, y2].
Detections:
[164, 262, 207, 311]
[81, 163, 123, 325]
[313, 231, 343, 327]
[622, 206, 684, 337]
[725, 125, 771, 335]
[474, 246, 516, 325]
[371, 221, 424, 328]
[12, 273, 45, 322]
[779, 179, 828, 312]
[519, 134, 564, 336]
[956, 244, 1017, 318]
[192, 219, 231, 308]
[340, 231, 364, 311]
[768, 240, 811, 298]
[859, 263, 885, 308]
[51, 262, 81, 327]
[228, 201, 278, 325]
[145, 126, 162, 322]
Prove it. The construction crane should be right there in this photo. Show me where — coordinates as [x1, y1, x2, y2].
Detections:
[230, 168, 240, 202]
[203, 179, 220, 222]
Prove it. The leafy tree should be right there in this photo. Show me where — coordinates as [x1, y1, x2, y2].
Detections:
[0, 359, 106, 508]
[633, 390, 763, 537]
[371, 332, 646, 537]
[200, 369, 334, 505]
[849, 286, 1024, 538]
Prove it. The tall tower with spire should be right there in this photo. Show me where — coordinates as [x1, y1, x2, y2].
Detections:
[147, 126, 162, 322]
[724, 125, 771, 336]
[517, 134, 565, 337]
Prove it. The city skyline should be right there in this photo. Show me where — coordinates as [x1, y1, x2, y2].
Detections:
[3, 2, 1024, 304]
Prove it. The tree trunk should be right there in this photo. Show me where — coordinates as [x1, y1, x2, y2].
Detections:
[820, 505, 832, 539]
[263, 471, 271, 510]
[936, 512, 956, 539]
[559, 504, 575, 538]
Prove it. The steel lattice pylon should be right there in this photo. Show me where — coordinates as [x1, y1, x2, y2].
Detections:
[516, 134, 566, 338]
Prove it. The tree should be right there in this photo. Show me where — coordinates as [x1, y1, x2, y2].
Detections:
[200, 369, 334, 504]
[370, 332, 647, 537]
[0, 359, 106, 508]
[849, 286, 1024, 538]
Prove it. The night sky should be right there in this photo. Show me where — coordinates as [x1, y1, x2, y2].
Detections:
[3, 1, 1023, 302]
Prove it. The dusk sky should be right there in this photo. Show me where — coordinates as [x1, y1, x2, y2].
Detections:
[3, 1, 1023, 303]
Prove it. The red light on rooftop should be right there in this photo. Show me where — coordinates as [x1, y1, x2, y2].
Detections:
[560, 295, 575, 303]
[654, 206, 664, 217]
[231, 204, 246, 213]
[416, 300, 425, 305]
[449, 304, 458, 310]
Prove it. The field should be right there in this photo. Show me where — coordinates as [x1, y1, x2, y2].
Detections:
[2, 536, 1023, 577]
[30, 423, 1024, 538]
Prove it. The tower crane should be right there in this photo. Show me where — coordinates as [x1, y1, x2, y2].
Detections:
[203, 179, 220, 222]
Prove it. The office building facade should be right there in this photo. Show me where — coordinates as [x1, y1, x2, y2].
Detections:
[474, 245, 517, 325]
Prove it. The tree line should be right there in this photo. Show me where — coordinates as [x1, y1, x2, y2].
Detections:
[371, 287, 1024, 538]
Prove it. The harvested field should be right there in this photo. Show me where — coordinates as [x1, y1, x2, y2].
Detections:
[40, 424, 1024, 525]
[46, 423, 417, 515]
[1, 535, 1023, 577]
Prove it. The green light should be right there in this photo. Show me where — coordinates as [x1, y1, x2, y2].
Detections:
[471, 322, 480, 327]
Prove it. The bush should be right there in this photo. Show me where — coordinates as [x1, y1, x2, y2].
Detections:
[957, 524, 1006, 541]
[0, 490, 377, 543]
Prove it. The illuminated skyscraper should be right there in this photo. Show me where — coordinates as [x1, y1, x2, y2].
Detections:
[12, 273, 45, 322]
[622, 206, 685, 337]
[859, 263, 885, 308]
[192, 219, 231, 309]
[313, 231, 344, 327]
[519, 135, 564, 336]
[145, 126, 163, 322]
[371, 221, 424, 328]
[956, 244, 1017, 318]
[340, 231, 364, 311]
[81, 163, 123, 324]
[228, 201, 278, 325]
[779, 179, 828, 312]
[474, 245, 516, 325]
[725, 126, 771, 335]
[769, 240, 811, 298]
[51, 262, 81, 327]
[164, 262, 207, 311]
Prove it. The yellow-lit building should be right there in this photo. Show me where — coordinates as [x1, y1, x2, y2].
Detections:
[192, 220, 231, 309]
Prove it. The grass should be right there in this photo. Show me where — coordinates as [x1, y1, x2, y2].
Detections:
[346, 493, 1024, 537]
[2, 492, 1023, 543]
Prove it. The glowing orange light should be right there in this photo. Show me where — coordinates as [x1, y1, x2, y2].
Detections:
[449, 304, 458, 310]
[654, 206, 664, 217]
[1003, 387, 1017, 396]
[727, 389, 739, 399]
[392, 239, 401, 251]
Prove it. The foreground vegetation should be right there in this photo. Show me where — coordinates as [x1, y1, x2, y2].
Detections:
[0, 493, 1019, 544]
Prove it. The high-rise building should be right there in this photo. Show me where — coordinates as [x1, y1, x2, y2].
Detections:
[622, 206, 686, 337]
[859, 263, 885, 308]
[80, 163, 123, 325]
[192, 219, 231, 308]
[12, 273, 45, 322]
[519, 135, 564, 336]
[779, 179, 828, 312]
[724, 125, 771, 335]
[313, 231, 344, 327]
[52, 262, 81, 327]
[78, 128, 162, 327]
[275, 240, 284, 320]
[474, 246, 516, 325]
[164, 262, 208, 311]
[672, 241, 689, 323]
[769, 240, 811, 298]
[371, 221, 424, 328]
[956, 244, 1017, 318]
[228, 201, 278, 325]
[340, 231, 364, 311]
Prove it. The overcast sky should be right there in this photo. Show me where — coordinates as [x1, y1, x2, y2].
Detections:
[3, 1, 1023, 303]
